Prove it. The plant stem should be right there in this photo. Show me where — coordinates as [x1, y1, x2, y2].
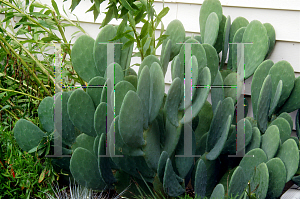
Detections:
[1, 28, 55, 85]
[128, 13, 144, 61]
[0, 88, 43, 101]
[0, 0, 53, 35]
[0, 104, 19, 121]
[0, 72, 38, 93]
[51, 11, 71, 56]
[0, 34, 52, 96]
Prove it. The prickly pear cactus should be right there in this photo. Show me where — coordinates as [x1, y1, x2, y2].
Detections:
[12, 0, 300, 198]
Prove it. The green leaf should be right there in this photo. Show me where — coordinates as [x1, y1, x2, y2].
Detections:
[86, 4, 100, 21]
[0, 105, 10, 112]
[140, 21, 149, 39]
[30, 2, 49, 9]
[157, 7, 169, 21]
[101, 7, 114, 27]
[143, 37, 151, 57]
[123, 40, 135, 50]
[119, 0, 134, 12]
[70, 0, 81, 11]
[51, 0, 60, 16]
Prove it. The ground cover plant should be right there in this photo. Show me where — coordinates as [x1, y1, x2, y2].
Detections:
[2, 0, 300, 198]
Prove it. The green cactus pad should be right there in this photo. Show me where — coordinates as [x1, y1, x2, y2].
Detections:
[98, 133, 116, 185]
[125, 67, 137, 76]
[108, 116, 143, 157]
[171, 55, 182, 81]
[214, 15, 226, 53]
[221, 15, 231, 69]
[109, 119, 155, 181]
[276, 138, 299, 182]
[268, 60, 295, 109]
[297, 109, 300, 138]
[179, 39, 207, 77]
[239, 148, 267, 182]
[251, 60, 274, 118]
[227, 16, 249, 69]
[138, 55, 160, 79]
[72, 133, 95, 154]
[160, 39, 172, 76]
[204, 12, 219, 46]
[163, 158, 185, 197]
[163, 117, 182, 156]
[123, 75, 137, 89]
[174, 124, 196, 178]
[114, 80, 136, 116]
[165, 77, 182, 127]
[194, 159, 207, 198]
[261, 125, 280, 161]
[211, 71, 224, 114]
[180, 67, 211, 124]
[266, 158, 286, 198]
[206, 98, 234, 153]
[207, 116, 231, 160]
[38, 96, 54, 133]
[67, 89, 96, 137]
[270, 117, 291, 143]
[279, 76, 300, 113]
[86, 77, 106, 109]
[161, 19, 185, 61]
[268, 80, 282, 117]
[94, 25, 119, 77]
[196, 133, 208, 156]
[199, 0, 223, 42]
[237, 118, 253, 151]
[137, 65, 150, 129]
[103, 62, 124, 85]
[221, 125, 237, 155]
[229, 17, 249, 44]
[143, 119, 161, 172]
[257, 75, 272, 133]
[210, 184, 224, 199]
[242, 20, 269, 79]
[94, 102, 112, 136]
[93, 135, 100, 158]
[71, 35, 100, 82]
[119, 90, 144, 149]
[195, 101, 213, 147]
[149, 62, 165, 123]
[198, 154, 222, 196]
[158, 151, 169, 183]
[264, 23, 276, 59]
[54, 92, 76, 146]
[249, 163, 269, 199]
[224, 72, 243, 104]
[202, 44, 218, 85]
[13, 119, 46, 152]
[228, 166, 248, 199]
[245, 127, 261, 153]
[229, 27, 246, 72]
[278, 112, 293, 130]
[100, 81, 107, 103]
[70, 147, 106, 190]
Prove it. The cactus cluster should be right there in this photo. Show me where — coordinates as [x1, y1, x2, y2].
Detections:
[13, 0, 300, 198]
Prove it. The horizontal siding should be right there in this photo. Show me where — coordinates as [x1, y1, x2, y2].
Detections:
[155, 0, 300, 11]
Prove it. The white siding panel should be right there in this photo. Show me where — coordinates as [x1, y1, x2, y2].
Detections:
[269, 41, 300, 72]
[155, 0, 300, 11]
[176, 5, 300, 42]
